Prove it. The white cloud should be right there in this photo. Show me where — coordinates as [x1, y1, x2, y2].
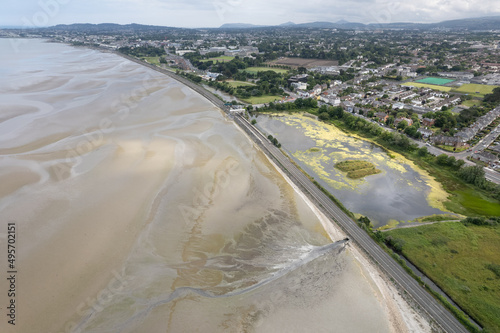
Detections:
[1, 0, 500, 27]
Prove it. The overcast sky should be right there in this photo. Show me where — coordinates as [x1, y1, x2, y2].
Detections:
[2, 0, 500, 28]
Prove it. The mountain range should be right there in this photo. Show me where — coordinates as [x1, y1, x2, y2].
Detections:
[219, 16, 500, 30]
[14, 15, 500, 32]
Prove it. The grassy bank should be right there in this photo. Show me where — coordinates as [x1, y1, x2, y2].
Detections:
[242, 95, 283, 104]
[386, 222, 500, 332]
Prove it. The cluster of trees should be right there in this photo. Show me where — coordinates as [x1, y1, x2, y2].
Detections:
[484, 87, 500, 104]
[179, 71, 202, 83]
[118, 46, 165, 57]
[184, 52, 266, 77]
[436, 154, 466, 169]
[461, 216, 500, 227]
[458, 166, 500, 199]
[259, 98, 318, 112]
[423, 104, 494, 134]
[206, 70, 286, 99]
[267, 135, 281, 148]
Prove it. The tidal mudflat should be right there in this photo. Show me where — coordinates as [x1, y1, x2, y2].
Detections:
[0, 40, 427, 333]
[255, 113, 454, 228]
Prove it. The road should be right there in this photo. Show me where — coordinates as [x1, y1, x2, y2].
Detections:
[415, 123, 500, 184]
[233, 114, 469, 333]
[115, 53, 469, 332]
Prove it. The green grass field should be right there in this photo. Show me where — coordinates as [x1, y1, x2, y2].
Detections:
[453, 190, 500, 216]
[200, 56, 235, 63]
[461, 99, 482, 107]
[416, 77, 455, 85]
[386, 222, 500, 332]
[144, 57, 161, 65]
[241, 95, 283, 104]
[402, 82, 452, 92]
[226, 80, 256, 88]
[243, 67, 289, 74]
[451, 84, 499, 97]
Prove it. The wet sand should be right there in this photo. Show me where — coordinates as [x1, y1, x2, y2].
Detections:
[0, 40, 430, 333]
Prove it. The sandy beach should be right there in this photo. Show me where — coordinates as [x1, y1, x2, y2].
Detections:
[0, 39, 434, 333]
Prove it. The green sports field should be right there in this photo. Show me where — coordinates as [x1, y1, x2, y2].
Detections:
[226, 80, 256, 88]
[241, 95, 282, 104]
[416, 77, 455, 85]
[243, 67, 289, 74]
[200, 56, 235, 63]
[452, 84, 498, 97]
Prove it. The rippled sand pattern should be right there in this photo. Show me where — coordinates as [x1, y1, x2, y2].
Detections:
[0, 40, 393, 333]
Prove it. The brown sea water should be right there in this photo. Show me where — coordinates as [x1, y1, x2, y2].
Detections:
[0, 39, 394, 333]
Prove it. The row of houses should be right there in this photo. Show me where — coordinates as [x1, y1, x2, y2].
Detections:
[455, 107, 500, 142]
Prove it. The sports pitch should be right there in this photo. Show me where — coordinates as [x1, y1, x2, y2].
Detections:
[416, 77, 455, 85]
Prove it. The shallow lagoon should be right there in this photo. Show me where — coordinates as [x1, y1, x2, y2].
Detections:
[256, 113, 452, 228]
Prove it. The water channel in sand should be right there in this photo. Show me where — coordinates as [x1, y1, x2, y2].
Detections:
[0, 39, 399, 333]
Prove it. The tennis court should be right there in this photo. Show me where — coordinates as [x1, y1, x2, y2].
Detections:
[416, 77, 455, 85]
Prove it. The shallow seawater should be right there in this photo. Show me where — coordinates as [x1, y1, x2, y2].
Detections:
[0, 40, 392, 333]
[255, 113, 451, 228]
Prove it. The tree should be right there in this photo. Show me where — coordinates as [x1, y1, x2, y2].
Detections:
[417, 146, 429, 157]
[484, 87, 500, 103]
[436, 154, 450, 166]
[386, 115, 395, 126]
[329, 106, 344, 119]
[458, 165, 486, 186]
[319, 112, 330, 121]
[251, 119, 257, 125]
[397, 120, 408, 130]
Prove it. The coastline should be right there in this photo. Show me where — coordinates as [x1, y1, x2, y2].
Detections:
[111, 49, 439, 332]
[33, 42, 436, 332]
[109, 47, 438, 332]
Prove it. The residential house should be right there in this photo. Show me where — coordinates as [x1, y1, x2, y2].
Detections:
[417, 128, 433, 138]
[375, 112, 389, 123]
[394, 117, 413, 127]
[431, 135, 468, 148]
[422, 118, 435, 127]
[297, 90, 311, 98]
[399, 91, 418, 101]
[392, 102, 406, 110]
[312, 84, 322, 96]
[472, 151, 498, 165]
[342, 101, 355, 113]
[291, 82, 308, 90]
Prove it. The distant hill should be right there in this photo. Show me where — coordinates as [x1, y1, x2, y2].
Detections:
[219, 23, 269, 29]
[19, 15, 500, 33]
[49, 23, 181, 32]
[218, 16, 500, 31]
